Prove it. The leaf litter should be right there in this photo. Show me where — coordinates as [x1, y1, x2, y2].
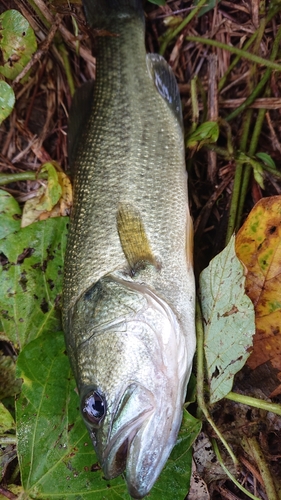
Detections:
[0, 0, 281, 499]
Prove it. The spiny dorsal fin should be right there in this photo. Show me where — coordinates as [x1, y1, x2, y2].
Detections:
[146, 53, 183, 129]
[117, 203, 158, 272]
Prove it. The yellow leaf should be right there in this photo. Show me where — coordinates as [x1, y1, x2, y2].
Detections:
[236, 196, 281, 382]
[21, 165, 72, 228]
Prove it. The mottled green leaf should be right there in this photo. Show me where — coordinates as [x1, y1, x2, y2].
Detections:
[0, 190, 21, 240]
[0, 9, 37, 80]
[0, 81, 15, 124]
[199, 236, 255, 403]
[16, 331, 199, 499]
[0, 216, 68, 350]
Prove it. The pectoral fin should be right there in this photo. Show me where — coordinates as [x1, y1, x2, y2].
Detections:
[117, 203, 158, 272]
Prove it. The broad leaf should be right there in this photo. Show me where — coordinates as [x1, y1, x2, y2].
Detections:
[0, 81, 15, 125]
[0, 9, 37, 80]
[199, 235, 255, 403]
[16, 331, 199, 499]
[0, 214, 68, 350]
[236, 196, 281, 377]
[0, 191, 21, 240]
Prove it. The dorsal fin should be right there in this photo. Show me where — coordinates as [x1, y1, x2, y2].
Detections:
[117, 203, 159, 272]
[146, 53, 183, 129]
[67, 80, 95, 174]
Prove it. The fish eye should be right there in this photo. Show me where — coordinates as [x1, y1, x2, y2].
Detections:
[81, 390, 106, 426]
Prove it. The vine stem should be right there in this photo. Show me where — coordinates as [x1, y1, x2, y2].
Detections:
[225, 392, 281, 417]
[0, 172, 48, 186]
[196, 299, 238, 466]
[242, 437, 279, 500]
[212, 439, 261, 500]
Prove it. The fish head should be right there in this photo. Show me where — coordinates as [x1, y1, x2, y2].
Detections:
[70, 275, 194, 498]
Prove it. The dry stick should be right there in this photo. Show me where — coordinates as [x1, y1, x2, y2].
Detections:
[159, 0, 208, 55]
[27, 0, 95, 66]
[185, 36, 281, 72]
[12, 18, 60, 86]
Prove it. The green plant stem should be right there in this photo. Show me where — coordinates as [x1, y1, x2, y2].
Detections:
[225, 110, 252, 244]
[0, 172, 48, 186]
[243, 436, 279, 500]
[185, 36, 281, 72]
[218, 6, 279, 91]
[57, 42, 75, 97]
[226, 24, 281, 122]
[159, 0, 208, 55]
[196, 299, 238, 466]
[212, 439, 261, 500]
[225, 392, 281, 417]
[235, 107, 267, 228]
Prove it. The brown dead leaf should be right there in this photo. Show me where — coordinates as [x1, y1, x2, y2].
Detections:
[236, 196, 281, 390]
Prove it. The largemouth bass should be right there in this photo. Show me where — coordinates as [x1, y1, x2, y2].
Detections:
[62, 0, 196, 498]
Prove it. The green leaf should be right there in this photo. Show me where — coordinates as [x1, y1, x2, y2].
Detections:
[194, 0, 222, 17]
[0, 190, 21, 240]
[16, 331, 199, 499]
[186, 121, 219, 149]
[256, 152, 277, 170]
[148, 0, 166, 5]
[0, 401, 15, 433]
[0, 81, 15, 124]
[252, 161, 265, 189]
[0, 9, 37, 80]
[199, 235, 255, 403]
[0, 216, 68, 350]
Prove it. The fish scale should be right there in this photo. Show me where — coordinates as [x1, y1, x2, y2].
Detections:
[62, 1, 195, 498]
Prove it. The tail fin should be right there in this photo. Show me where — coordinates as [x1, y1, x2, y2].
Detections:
[83, 0, 144, 29]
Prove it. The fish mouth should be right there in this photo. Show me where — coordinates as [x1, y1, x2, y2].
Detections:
[100, 383, 180, 499]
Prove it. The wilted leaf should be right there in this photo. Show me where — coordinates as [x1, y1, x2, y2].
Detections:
[0, 81, 15, 125]
[0, 10, 37, 80]
[199, 235, 255, 403]
[16, 331, 199, 499]
[0, 215, 68, 350]
[21, 164, 72, 227]
[186, 121, 219, 150]
[236, 196, 281, 384]
[0, 191, 21, 239]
